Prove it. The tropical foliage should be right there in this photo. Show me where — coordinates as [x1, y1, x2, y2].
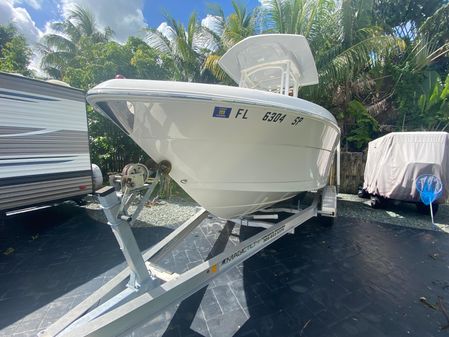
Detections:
[2, 0, 448, 167]
[37, 5, 113, 79]
[0, 24, 32, 75]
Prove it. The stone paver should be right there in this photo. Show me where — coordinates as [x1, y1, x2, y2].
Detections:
[1, 203, 449, 337]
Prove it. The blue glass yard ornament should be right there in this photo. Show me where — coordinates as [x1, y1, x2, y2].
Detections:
[415, 174, 442, 224]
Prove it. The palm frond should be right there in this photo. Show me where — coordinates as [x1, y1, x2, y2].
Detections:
[50, 21, 81, 45]
[223, 1, 257, 47]
[103, 26, 115, 40]
[203, 54, 229, 82]
[366, 98, 389, 117]
[69, 5, 97, 37]
[408, 37, 449, 71]
[41, 34, 76, 54]
[40, 51, 73, 70]
[351, 74, 376, 97]
[319, 34, 403, 89]
[49, 22, 65, 33]
[197, 22, 224, 53]
[41, 66, 62, 80]
[418, 3, 449, 46]
[145, 28, 172, 54]
[304, 0, 324, 37]
[263, 0, 286, 33]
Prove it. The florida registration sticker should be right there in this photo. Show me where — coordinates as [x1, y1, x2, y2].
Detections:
[212, 106, 232, 118]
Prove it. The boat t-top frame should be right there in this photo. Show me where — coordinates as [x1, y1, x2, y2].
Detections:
[219, 34, 319, 96]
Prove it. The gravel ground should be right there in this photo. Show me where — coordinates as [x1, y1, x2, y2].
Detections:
[338, 193, 449, 232]
[85, 192, 449, 233]
[85, 196, 200, 228]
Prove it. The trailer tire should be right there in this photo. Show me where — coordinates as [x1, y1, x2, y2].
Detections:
[358, 187, 369, 199]
[370, 196, 384, 209]
[73, 198, 87, 206]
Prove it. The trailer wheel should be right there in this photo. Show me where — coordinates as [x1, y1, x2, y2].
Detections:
[357, 187, 369, 199]
[416, 202, 439, 215]
[73, 198, 87, 206]
[370, 196, 384, 209]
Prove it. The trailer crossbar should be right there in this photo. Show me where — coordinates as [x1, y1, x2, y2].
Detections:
[40, 181, 333, 337]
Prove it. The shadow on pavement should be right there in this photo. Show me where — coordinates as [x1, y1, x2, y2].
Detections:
[0, 204, 172, 331]
[3, 204, 449, 337]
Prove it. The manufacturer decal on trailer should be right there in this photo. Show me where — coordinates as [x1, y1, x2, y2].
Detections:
[221, 225, 286, 265]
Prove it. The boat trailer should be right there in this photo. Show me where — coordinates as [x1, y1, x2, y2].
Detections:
[39, 163, 337, 337]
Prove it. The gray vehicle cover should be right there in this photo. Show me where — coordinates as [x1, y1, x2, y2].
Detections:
[363, 132, 449, 202]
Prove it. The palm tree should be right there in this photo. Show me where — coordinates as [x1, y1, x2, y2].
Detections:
[266, 3, 393, 93]
[260, 0, 334, 37]
[262, 0, 400, 96]
[145, 13, 208, 82]
[38, 5, 113, 79]
[258, 0, 405, 148]
[202, 1, 259, 83]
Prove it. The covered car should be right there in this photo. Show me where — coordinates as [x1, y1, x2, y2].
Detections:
[363, 132, 449, 206]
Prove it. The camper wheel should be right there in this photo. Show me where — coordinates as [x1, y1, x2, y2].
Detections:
[370, 195, 385, 209]
[73, 197, 87, 206]
[416, 202, 439, 216]
[357, 186, 369, 199]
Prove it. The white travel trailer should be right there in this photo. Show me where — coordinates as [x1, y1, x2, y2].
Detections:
[0, 72, 94, 214]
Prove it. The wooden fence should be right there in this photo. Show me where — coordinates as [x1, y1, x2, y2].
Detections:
[340, 152, 367, 194]
[330, 151, 367, 194]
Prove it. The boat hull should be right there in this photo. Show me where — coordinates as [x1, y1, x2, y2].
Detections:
[87, 80, 340, 219]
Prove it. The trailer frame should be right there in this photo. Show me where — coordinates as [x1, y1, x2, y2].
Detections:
[39, 179, 336, 337]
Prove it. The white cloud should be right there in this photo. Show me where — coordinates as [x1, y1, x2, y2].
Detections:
[28, 54, 45, 77]
[157, 22, 175, 41]
[201, 14, 223, 35]
[0, 0, 152, 76]
[0, 0, 43, 43]
[156, 16, 221, 53]
[1, 0, 151, 76]
[258, 0, 271, 8]
[13, 0, 44, 10]
[60, 0, 147, 42]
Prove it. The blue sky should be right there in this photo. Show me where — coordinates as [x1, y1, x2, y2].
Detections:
[0, 0, 263, 73]
[26, 0, 260, 28]
[1, 0, 261, 43]
[143, 1, 260, 27]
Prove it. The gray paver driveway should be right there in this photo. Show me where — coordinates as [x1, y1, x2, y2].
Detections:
[1, 203, 449, 337]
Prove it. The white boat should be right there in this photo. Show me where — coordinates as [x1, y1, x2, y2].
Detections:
[87, 34, 340, 219]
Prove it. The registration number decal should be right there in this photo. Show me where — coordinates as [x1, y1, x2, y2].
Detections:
[262, 112, 304, 126]
[212, 107, 304, 127]
[291, 116, 304, 126]
[262, 112, 286, 123]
